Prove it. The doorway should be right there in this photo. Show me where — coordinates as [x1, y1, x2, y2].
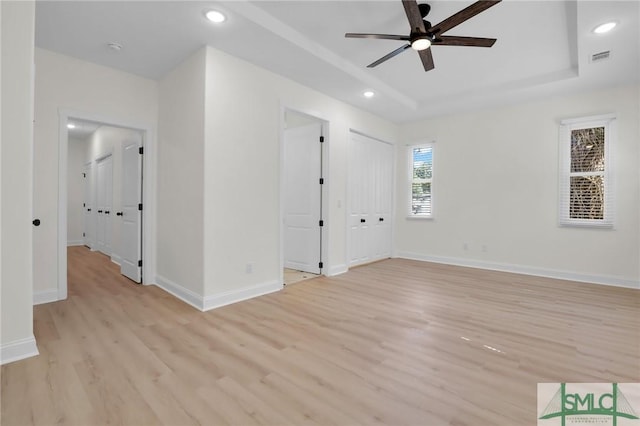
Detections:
[281, 109, 328, 285]
[60, 113, 147, 299]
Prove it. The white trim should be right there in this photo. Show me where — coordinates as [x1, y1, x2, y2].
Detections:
[111, 255, 121, 266]
[203, 280, 282, 311]
[395, 251, 639, 289]
[154, 275, 204, 311]
[560, 113, 616, 125]
[57, 109, 156, 303]
[327, 264, 348, 276]
[154, 276, 284, 312]
[33, 289, 59, 305]
[66, 240, 84, 246]
[0, 336, 39, 365]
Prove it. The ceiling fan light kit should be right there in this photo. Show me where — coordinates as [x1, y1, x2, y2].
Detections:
[346, 0, 501, 72]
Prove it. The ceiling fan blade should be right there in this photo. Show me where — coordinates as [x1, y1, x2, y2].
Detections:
[429, 1, 501, 35]
[433, 35, 497, 47]
[345, 33, 410, 41]
[402, 0, 426, 33]
[418, 48, 435, 71]
[367, 44, 412, 68]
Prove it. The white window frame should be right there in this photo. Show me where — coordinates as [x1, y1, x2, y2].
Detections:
[558, 114, 615, 228]
[407, 143, 434, 219]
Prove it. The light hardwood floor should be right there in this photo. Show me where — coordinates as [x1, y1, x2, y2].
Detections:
[2, 246, 638, 425]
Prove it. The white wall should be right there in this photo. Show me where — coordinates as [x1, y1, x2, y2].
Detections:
[396, 84, 640, 287]
[67, 136, 86, 245]
[85, 126, 143, 262]
[33, 48, 158, 298]
[1, 1, 38, 364]
[202, 46, 398, 305]
[156, 48, 206, 300]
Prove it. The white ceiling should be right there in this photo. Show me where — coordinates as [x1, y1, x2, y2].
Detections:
[35, 1, 639, 123]
[66, 118, 102, 139]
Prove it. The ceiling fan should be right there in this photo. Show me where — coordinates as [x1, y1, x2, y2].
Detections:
[345, 0, 501, 72]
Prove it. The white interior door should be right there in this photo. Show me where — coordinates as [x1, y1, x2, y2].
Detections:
[371, 141, 393, 260]
[95, 155, 113, 256]
[348, 133, 371, 266]
[283, 122, 322, 274]
[348, 132, 393, 267]
[120, 139, 142, 283]
[83, 162, 93, 248]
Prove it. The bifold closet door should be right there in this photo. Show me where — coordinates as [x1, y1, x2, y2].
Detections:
[95, 155, 113, 256]
[348, 132, 393, 267]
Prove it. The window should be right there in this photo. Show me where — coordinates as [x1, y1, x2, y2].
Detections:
[559, 114, 615, 227]
[408, 144, 433, 217]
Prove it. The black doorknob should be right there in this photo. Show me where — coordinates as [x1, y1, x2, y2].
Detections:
[32, 219, 41, 226]
[116, 212, 123, 216]
[360, 219, 366, 223]
[98, 210, 103, 213]
[379, 217, 384, 222]
[105, 211, 110, 215]
[87, 208, 92, 212]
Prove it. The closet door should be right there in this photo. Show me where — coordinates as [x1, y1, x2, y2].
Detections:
[371, 140, 393, 260]
[348, 132, 393, 267]
[95, 155, 113, 256]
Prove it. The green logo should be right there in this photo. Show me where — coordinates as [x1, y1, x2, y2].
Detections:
[539, 383, 639, 426]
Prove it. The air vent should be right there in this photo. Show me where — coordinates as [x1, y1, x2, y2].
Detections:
[590, 50, 611, 63]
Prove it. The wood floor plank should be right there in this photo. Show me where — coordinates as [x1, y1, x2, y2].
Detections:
[1, 246, 638, 425]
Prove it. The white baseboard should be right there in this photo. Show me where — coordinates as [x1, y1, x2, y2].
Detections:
[203, 280, 282, 311]
[1, 336, 39, 365]
[395, 251, 640, 289]
[154, 276, 284, 312]
[33, 289, 60, 305]
[154, 275, 204, 311]
[67, 240, 84, 246]
[327, 263, 348, 276]
[111, 255, 122, 266]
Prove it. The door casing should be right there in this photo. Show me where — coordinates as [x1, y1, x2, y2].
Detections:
[54, 109, 155, 301]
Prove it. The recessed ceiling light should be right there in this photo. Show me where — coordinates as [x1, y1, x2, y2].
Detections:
[363, 91, 375, 98]
[593, 21, 617, 34]
[67, 123, 76, 129]
[206, 10, 226, 23]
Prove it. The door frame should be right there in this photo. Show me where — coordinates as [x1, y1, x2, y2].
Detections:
[57, 109, 155, 300]
[279, 106, 330, 284]
[346, 128, 396, 269]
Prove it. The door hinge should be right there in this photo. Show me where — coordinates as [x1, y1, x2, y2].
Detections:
[319, 220, 324, 227]
[138, 203, 143, 211]
[139, 146, 144, 155]
[82, 172, 86, 178]
[83, 232, 85, 237]
[319, 136, 324, 143]
[138, 260, 142, 267]
[83, 202, 85, 207]
[319, 178, 324, 185]
[319, 262, 323, 269]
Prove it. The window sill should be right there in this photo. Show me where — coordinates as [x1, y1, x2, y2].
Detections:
[559, 221, 613, 229]
[406, 215, 434, 220]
